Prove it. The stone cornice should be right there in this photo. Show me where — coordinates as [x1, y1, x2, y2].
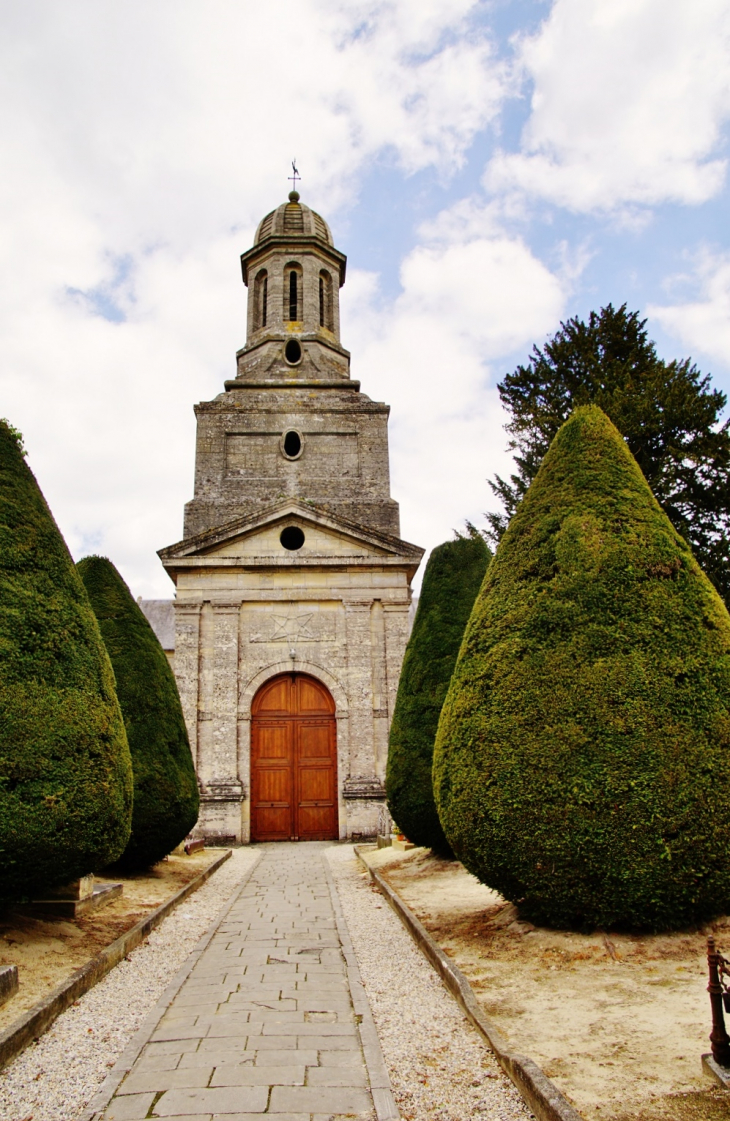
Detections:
[240, 237, 347, 286]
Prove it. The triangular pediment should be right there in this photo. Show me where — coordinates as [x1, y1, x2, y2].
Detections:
[159, 500, 424, 567]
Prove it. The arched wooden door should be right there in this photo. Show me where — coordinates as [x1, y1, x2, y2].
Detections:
[250, 673, 338, 842]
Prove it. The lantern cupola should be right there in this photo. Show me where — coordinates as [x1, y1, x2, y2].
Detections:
[238, 191, 349, 381]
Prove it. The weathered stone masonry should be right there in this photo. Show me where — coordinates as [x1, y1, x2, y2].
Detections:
[159, 193, 423, 843]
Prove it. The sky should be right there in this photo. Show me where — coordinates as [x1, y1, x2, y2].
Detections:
[2, 0, 730, 597]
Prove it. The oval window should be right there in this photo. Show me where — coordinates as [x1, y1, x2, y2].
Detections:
[285, 339, 302, 364]
[280, 526, 305, 550]
[283, 430, 301, 457]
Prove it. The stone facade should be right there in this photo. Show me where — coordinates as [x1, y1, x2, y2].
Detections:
[159, 192, 423, 843]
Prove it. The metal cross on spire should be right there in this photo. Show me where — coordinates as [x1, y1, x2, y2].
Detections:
[288, 160, 301, 195]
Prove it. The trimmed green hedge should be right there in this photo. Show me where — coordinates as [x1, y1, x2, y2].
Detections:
[386, 532, 489, 854]
[433, 405, 730, 931]
[77, 556, 199, 869]
[0, 421, 133, 901]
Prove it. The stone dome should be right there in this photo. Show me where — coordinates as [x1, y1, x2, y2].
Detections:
[254, 192, 333, 247]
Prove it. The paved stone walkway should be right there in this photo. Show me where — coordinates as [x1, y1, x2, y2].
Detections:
[94, 843, 398, 1121]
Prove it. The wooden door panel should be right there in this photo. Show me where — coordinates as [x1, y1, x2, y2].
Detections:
[254, 722, 290, 761]
[298, 721, 333, 759]
[298, 802, 337, 840]
[255, 768, 291, 803]
[254, 806, 292, 840]
[251, 719, 293, 842]
[297, 715, 337, 840]
[299, 765, 334, 802]
[298, 677, 333, 714]
[254, 676, 291, 715]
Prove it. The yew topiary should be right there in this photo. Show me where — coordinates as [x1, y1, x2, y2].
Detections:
[77, 556, 199, 868]
[386, 531, 489, 854]
[0, 421, 133, 901]
[434, 405, 730, 931]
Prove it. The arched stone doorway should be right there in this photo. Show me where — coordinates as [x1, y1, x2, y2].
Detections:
[250, 672, 338, 842]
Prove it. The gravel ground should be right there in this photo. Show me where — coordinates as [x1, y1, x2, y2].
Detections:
[0, 847, 259, 1121]
[326, 845, 533, 1121]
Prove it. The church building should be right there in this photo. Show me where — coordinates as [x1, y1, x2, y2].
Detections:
[158, 191, 423, 844]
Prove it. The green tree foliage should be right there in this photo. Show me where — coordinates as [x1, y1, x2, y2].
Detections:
[386, 530, 490, 855]
[77, 556, 199, 868]
[487, 304, 730, 606]
[435, 406, 730, 931]
[0, 421, 133, 901]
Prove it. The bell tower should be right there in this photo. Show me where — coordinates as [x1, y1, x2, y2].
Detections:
[182, 192, 401, 541]
[239, 190, 349, 381]
[160, 193, 423, 845]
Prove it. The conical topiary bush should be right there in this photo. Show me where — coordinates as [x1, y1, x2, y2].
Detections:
[0, 421, 133, 902]
[433, 405, 730, 931]
[77, 556, 199, 869]
[386, 531, 489, 854]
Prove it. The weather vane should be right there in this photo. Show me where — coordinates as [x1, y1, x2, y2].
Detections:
[288, 160, 301, 194]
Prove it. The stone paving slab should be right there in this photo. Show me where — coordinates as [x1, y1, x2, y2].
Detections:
[93, 844, 398, 1120]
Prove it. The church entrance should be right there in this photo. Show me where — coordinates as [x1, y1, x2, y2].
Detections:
[250, 673, 338, 842]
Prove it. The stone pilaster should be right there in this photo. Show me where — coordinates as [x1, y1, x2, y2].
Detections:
[196, 601, 214, 789]
[383, 603, 411, 726]
[196, 603, 243, 842]
[173, 602, 202, 769]
[369, 599, 389, 781]
[343, 599, 374, 780]
[237, 603, 252, 844]
[211, 603, 241, 787]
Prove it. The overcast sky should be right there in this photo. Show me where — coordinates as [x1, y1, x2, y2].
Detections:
[2, 0, 730, 596]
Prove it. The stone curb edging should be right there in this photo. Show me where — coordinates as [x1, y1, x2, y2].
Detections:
[354, 846, 585, 1121]
[321, 849, 401, 1121]
[81, 848, 263, 1121]
[0, 849, 233, 1075]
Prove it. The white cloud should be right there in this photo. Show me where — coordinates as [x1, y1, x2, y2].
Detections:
[0, 0, 507, 595]
[649, 248, 730, 367]
[487, 0, 730, 213]
[341, 204, 567, 561]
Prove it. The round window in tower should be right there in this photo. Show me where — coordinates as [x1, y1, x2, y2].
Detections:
[285, 339, 302, 364]
[281, 429, 303, 459]
[280, 526, 305, 551]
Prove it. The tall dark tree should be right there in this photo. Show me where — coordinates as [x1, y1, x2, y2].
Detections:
[0, 421, 133, 901]
[487, 304, 730, 605]
[386, 529, 490, 855]
[77, 556, 199, 869]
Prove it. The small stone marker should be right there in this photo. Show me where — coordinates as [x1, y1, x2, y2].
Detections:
[0, 965, 18, 1006]
[48, 874, 95, 900]
[14, 874, 122, 920]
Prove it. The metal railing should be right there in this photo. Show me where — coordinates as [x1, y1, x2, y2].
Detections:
[707, 935, 730, 1067]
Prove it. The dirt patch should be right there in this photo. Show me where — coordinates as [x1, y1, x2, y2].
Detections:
[0, 850, 223, 1034]
[365, 846, 730, 1120]
[614, 1087, 730, 1121]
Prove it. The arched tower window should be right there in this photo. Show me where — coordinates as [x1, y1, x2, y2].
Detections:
[284, 263, 302, 322]
[319, 270, 333, 331]
[289, 271, 298, 321]
[254, 269, 268, 329]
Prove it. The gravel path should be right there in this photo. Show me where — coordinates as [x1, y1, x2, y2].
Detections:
[326, 845, 533, 1121]
[0, 848, 259, 1121]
